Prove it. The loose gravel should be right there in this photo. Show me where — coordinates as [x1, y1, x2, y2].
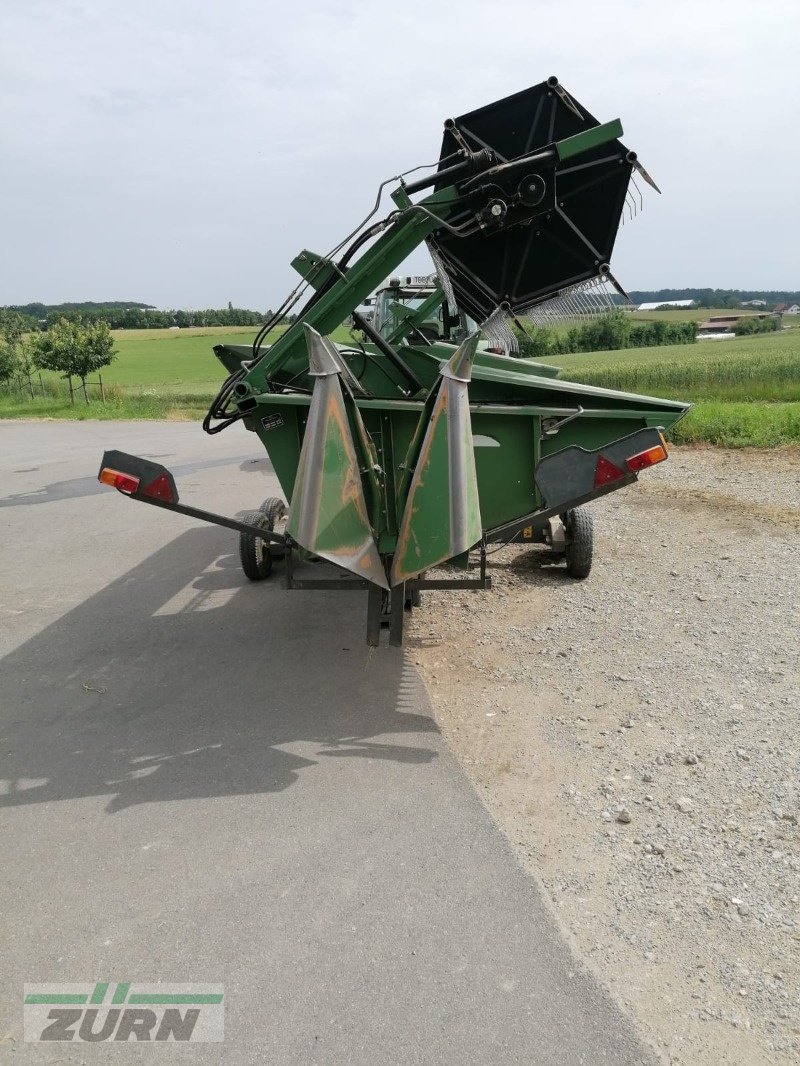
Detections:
[409, 446, 799, 1066]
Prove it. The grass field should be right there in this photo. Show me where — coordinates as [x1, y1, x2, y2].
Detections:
[2, 319, 798, 447]
[544, 327, 799, 446]
[0, 323, 355, 421]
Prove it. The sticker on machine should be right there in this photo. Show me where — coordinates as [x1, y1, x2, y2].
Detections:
[260, 413, 284, 431]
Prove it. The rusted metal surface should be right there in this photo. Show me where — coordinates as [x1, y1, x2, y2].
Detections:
[391, 334, 482, 585]
[286, 328, 389, 589]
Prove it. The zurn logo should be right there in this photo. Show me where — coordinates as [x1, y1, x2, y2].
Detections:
[24, 983, 224, 1042]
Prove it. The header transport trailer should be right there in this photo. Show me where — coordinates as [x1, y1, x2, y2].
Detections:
[99, 77, 688, 646]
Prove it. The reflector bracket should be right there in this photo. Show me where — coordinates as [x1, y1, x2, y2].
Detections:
[626, 444, 668, 472]
[99, 468, 140, 495]
[593, 454, 625, 488]
[141, 473, 176, 503]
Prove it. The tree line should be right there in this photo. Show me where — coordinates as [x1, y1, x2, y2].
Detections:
[516, 312, 698, 359]
[2, 302, 273, 331]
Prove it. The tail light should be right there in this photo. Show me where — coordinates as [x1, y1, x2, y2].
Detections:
[99, 468, 140, 495]
[626, 442, 668, 472]
[98, 467, 176, 502]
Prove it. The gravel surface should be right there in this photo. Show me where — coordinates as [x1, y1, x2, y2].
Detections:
[408, 446, 799, 1066]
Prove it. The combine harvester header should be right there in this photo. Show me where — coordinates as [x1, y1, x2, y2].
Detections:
[99, 77, 687, 645]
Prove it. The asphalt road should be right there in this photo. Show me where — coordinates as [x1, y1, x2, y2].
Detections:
[0, 420, 656, 1064]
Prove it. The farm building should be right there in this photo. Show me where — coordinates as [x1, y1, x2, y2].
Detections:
[785, 304, 800, 315]
[741, 299, 767, 307]
[698, 316, 740, 334]
[697, 313, 771, 335]
[637, 299, 696, 311]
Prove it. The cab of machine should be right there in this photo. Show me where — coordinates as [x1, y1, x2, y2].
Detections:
[364, 274, 477, 342]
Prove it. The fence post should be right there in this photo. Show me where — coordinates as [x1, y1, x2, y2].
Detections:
[99, 374, 105, 403]
[68, 375, 75, 405]
[38, 372, 45, 397]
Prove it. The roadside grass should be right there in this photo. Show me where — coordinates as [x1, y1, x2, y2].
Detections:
[669, 402, 800, 448]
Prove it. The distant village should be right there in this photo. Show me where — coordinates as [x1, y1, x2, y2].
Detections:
[633, 297, 798, 340]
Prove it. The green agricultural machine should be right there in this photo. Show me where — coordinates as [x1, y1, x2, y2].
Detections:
[99, 77, 688, 645]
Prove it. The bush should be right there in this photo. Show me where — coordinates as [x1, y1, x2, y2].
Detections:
[732, 316, 779, 336]
[514, 311, 696, 358]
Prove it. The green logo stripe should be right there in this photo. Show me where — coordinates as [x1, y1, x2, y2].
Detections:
[90, 982, 108, 1004]
[128, 993, 224, 1005]
[25, 994, 88, 1004]
[111, 982, 130, 1004]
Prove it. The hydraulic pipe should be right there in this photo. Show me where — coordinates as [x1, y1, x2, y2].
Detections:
[351, 312, 423, 395]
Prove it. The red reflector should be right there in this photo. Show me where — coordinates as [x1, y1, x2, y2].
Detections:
[626, 444, 668, 472]
[99, 467, 140, 494]
[141, 473, 175, 503]
[594, 454, 625, 488]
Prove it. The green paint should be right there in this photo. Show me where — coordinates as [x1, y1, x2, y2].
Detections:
[90, 982, 108, 1004]
[555, 119, 624, 161]
[239, 186, 459, 394]
[25, 993, 88, 1004]
[111, 982, 130, 1004]
[128, 993, 224, 1004]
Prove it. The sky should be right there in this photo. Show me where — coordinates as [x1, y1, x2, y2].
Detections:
[1, 0, 798, 310]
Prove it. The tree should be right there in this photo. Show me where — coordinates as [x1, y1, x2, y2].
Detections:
[32, 317, 116, 403]
[0, 310, 30, 389]
[0, 337, 16, 385]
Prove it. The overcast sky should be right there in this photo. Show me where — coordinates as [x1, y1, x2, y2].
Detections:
[2, 0, 798, 310]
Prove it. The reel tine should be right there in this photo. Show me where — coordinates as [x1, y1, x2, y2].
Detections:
[632, 157, 661, 194]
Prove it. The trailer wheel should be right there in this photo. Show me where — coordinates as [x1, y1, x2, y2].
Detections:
[564, 507, 593, 579]
[239, 510, 273, 581]
[260, 497, 287, 558]
[260, 496, 287, 526]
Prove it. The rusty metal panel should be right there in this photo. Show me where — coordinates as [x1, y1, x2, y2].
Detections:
[391, 335, 483, 585]
[286, 328, 389, 589]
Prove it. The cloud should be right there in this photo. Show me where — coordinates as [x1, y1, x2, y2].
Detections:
[1, 0, 798, 306]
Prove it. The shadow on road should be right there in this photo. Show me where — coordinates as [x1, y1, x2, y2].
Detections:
[0, 527, 437, 813]
[0, 454, 262, 507]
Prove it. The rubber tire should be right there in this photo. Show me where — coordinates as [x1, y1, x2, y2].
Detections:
[260, 496, 287, 559]
[239, 510, 273, 581]
[564, 507, 593, 580]
[260, 497, 287, 525]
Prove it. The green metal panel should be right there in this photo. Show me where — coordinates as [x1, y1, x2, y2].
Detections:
[247, 385, 685, 540]
[238, 186, 460, 397]
[555, 119, 624, 161]
[472, 411, 540, 526]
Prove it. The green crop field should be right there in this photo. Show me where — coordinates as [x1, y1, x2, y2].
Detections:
[542, 327, 800, 447]
[2, 319, 798, 447]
